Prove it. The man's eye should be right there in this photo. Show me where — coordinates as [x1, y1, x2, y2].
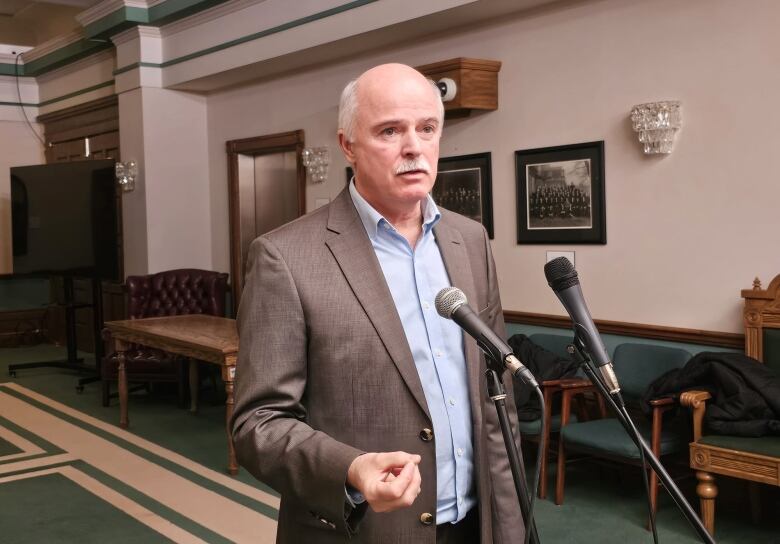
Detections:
[382, 128, 397, 136]
[421, 125, 435, 134]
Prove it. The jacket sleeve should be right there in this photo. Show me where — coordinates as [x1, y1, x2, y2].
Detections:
[230, 236, 365, 536]
[480, 228, 527, 544]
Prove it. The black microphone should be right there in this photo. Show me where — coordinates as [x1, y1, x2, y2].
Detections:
[543, 257, 620, 394]
[435, 287, 538, 388]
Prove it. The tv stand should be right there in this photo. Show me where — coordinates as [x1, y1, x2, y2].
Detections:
[8, 275, 104, 391]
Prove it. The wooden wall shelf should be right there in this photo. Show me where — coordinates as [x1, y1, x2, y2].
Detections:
[416, 57, 501, 118]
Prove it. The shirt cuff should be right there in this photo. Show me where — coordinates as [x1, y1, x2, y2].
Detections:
[345, 485, 366, 508]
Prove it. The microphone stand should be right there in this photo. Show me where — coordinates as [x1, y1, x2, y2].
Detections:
[569, 336, 715, 544]
[485, 366, 541, 544]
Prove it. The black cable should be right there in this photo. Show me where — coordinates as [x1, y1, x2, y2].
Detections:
[15, 52, 47, 148]
[618, 403, 659, 544]
[524, 385, 546, 544]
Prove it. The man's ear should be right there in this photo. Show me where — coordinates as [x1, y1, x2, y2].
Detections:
[338, 131, 355, 164]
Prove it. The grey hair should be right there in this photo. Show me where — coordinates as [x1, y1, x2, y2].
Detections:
[337, 76, 444, 143]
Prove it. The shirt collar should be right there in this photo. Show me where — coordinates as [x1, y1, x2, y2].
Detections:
[348, 178, 441, 241]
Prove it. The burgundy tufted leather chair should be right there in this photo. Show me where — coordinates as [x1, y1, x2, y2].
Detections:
[101, 269, 229, 407]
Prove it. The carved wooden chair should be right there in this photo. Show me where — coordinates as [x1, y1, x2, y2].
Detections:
[680, 275, 780, 535]
[515, 333, 596, 499]
[554, 342, 692, 520]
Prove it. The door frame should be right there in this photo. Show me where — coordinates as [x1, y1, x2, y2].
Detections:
[226, 130, 305, 312]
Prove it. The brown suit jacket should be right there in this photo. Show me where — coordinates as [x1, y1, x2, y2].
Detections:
[231, 188, 525, 543]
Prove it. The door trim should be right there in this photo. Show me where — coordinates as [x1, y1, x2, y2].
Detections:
[226, 130, 305, 312]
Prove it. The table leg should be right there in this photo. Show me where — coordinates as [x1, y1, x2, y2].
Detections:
[189, 358, 199, 413]
[224, 362, 238, 475]
[116, 340, 129, 428]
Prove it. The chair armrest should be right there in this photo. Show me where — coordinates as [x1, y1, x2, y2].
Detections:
[559, 378, 594, 390]
[648, 396, 676, 407]
[680, 390, 712, 441]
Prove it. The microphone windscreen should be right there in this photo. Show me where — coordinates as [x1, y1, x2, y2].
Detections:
[435, 287, 467, 319]
[544, 257, 580, 292]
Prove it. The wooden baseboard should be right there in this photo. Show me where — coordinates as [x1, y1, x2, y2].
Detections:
[0, 308, 47, 347]
[503, 310, 744, 350]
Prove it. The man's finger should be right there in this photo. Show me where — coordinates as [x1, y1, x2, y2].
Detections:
[374, 461, 414, 500]
[376, 451, 420, 470]
[398, 464, 422, 507]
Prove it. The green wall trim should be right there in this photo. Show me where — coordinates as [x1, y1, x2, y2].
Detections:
[113, 0, 379, 74]
[113, 61, 161, 76]
[84, 7, 150, 39]
[22, 40, 112, 77]
[148, 0, 227, 25]
[0, 63, 30, 77]
[0, 101, 38, 108]
[38, 80, 115, 107]
[10, 0, 378, 92]
[0, 79, 114, 109]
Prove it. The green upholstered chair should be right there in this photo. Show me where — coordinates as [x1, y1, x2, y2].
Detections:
[516, 333, 592, 499]
[680, 275, 780, 536]
[554, 342, 692, 519]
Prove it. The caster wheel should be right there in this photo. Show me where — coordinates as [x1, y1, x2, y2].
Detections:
[76, 385, 84, 394]
[9, 371, 16, 378]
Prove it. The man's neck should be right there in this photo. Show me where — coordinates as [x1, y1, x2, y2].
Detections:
[356, 186, 425, 249]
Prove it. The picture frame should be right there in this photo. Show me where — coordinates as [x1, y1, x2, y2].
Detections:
[515, 141, 606, 244]
[434, 152, 494, 238]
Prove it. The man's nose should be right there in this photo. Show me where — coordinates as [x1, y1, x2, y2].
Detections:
[401, 131, 422, 156]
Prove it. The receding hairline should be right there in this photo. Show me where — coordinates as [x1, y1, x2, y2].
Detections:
[338, 66, 444, 141]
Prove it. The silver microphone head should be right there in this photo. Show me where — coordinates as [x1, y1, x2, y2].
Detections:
[435, 287, 467, 319]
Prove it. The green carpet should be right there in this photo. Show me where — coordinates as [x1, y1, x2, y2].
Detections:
[0, 435, 22, 456]
[0, 474, 171, 544]
[1, 343, 778, 543]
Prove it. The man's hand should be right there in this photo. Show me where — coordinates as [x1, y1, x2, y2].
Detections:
[347, 451, 422, 513]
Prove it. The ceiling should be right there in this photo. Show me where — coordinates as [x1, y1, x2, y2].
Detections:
[0, 0, 100, 48]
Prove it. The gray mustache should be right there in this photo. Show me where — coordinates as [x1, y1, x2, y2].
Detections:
[395, 158, 431, 175]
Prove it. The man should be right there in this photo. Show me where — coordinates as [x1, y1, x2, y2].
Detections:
[232, 63, 524, 543]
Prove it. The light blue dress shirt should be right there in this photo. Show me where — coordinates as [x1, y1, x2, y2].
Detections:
[349, 180, 476, 524]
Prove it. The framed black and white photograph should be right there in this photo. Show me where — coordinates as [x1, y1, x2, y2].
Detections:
[515, 141, 606, 244]
[434, 152, 494, 238]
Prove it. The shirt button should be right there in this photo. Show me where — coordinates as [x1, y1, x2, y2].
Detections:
[458, 497, 464, 505]
[457, 448, 463, 457]
[435, 350, 442, 357]
[423, 302, 430, 310]
[449, 398, 456, 406]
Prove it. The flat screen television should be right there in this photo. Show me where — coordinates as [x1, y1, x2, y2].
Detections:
[10, 160, 120, 281]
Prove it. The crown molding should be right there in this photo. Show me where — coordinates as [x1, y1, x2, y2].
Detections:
[35, 49, 115, 84]
[76, 0, 151, 27]
[22, 30, 84, 64]
[161, 0, 266, 37]
[111, 24, 163, 46]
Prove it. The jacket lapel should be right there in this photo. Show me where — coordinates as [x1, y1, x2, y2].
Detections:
[325, 190, 431, 421]
[434, 217, 484, 427]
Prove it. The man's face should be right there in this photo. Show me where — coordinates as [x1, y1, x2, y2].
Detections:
[340, 67, 442, 217]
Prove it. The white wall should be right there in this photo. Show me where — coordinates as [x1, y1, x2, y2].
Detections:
[0, 120, 46, 274]
[203, 0, 779, 333]
[119, 87, 212, 275]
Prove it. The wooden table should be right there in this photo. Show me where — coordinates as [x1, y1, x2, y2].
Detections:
[104, 314, 240, 474]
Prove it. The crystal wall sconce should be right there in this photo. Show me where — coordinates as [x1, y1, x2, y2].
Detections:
[115, 160, 137, 192]
[630, 101, 682, 154]
[301, 147, 329, 183]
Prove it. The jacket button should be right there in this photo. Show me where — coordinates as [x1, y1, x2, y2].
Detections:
[420, 512, 434, 525]
[419, 428, 434, 441]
